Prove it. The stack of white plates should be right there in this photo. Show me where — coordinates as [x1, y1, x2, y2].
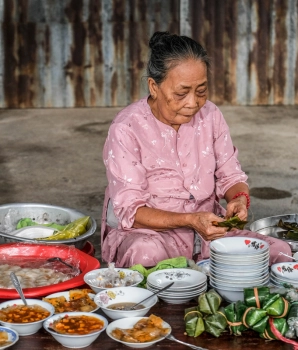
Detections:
[270, 262, 298, 287]
[209, 237, 270, 302]
[146, 268, 207, 304]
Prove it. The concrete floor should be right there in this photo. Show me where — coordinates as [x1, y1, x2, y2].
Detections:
[0, 105, 298, 262]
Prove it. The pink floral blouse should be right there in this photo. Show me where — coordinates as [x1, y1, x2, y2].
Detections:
[101, 97, 248, 265]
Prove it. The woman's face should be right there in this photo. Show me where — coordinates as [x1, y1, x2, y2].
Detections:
[148, 59, 208, 131]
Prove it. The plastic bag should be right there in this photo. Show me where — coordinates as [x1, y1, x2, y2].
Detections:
[0, 243, 81, 289]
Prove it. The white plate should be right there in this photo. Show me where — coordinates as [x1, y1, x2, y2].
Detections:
[147, 269, 207, 289]
[146, 281, 206, 293]
[210, 250, 269, 262]
[44, 291, 99, 313]
[271, 262, 298, 280]
[210, 276, 270, 289]
[106, 317, 171, 348]
[0, 326, 19, 349]
[210, 237, 269, 255]
[147, 285, 207, 297]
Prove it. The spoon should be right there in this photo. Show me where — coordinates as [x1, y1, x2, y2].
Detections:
[166, 334, 208, 350]
[10, 272, 27, 305]
[129, 282, 175, 310]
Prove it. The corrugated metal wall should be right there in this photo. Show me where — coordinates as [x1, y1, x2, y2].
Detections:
[0, 0, 297, 108]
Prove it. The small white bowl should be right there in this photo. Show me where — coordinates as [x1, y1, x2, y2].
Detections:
[43, 312, 108, 348]
[94, 286, 158, 320]
[0, 299, 55, 336]
[106, 316, 171, 348]
[0, 326, 19, 349]
[271, 262, 298, 280]
[83, 268, 144, 294]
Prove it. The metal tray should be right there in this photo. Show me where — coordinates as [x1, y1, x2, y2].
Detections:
[250, 213, 298, 252]
[0, 203, 96, 250]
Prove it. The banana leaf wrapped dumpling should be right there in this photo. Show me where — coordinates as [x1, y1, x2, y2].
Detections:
[244, 287, 270, 308]
[224, 301, 248, 335]
[184, 307, 205, 337]
[260, 318, 289, 340]
[198, 289, 222, 315]
[38, 216, 90, 240]
[204, 307, 228, 337]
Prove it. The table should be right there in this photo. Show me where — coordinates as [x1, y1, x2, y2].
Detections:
[4, 298, 294, 350]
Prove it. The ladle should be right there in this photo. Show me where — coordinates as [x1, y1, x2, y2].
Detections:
[129, 282, 174, 310]
[10, 272, 27, 305]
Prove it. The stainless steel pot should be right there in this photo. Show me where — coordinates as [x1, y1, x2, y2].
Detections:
[0, 203, 96, 250]
[250, 213, 298, 252]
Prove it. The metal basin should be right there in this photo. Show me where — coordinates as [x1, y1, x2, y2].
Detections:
[0, 203, 96, 250]
[250, 213, 298, 252]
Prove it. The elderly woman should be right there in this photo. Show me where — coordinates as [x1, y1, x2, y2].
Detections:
[101, 31, 292, 268]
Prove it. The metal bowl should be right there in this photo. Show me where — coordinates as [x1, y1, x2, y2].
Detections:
[250, 213, 298, 252]
[0, 203, 96, 250]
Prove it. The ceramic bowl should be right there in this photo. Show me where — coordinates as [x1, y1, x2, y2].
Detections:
[209, 261, 269, 277]
[0, 299, 55, 336]
[211, 285, 244, 303]
[94, 286, 158, 320]
[0, 326, 19, 349]
[43, 312, 108, 348]
[43, 291, 100, 313]
[83, 268, 144, 294]
[106, 316, 171, 348]
[210, 237, 269, 255]
[271, 262, 298, 280]
[147, 268, 207, 289]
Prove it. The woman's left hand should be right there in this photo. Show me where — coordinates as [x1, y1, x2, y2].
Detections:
[225, 197, 247, 220]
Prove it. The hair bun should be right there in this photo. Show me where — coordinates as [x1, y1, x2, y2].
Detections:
[149, 31, 171, 49]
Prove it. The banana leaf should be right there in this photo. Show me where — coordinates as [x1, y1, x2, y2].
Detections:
[276, 219, 298, 239]
[38, 216, 90, 241]
[243, 287, 270, 308]
[260, 318, 289, 340]
[16, 218, 66, 231]
[263, 295, 289, 317]
[251, 315, 269, 333]
[224, 301, 248, 335]
[204, 308, 228, 337]
[184, 307, 205, 337]
[212, 216, 248, 231]
[198, 289, 222, 315]
[242, 307, 267, 328]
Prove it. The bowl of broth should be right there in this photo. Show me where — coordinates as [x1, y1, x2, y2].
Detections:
[94, 286, 158, 320]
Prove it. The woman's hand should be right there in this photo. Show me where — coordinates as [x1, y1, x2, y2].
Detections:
[189, 212, 228, 241]
[225, 197, 248, 220]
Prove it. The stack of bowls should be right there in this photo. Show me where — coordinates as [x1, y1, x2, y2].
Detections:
[270, 262, 298, 287]
[146, 268, 207, 304]
[209, 237, 270, 302]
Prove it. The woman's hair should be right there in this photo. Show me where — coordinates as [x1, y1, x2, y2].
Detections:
[147, 31, 210, 84]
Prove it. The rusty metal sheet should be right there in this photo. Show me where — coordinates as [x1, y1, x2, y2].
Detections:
[0, 0, 297, 108]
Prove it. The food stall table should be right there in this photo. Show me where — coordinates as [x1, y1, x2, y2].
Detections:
[2, 298, 293, 350]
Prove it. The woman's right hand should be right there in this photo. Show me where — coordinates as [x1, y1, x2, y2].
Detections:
[189, 212, 228, 241]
